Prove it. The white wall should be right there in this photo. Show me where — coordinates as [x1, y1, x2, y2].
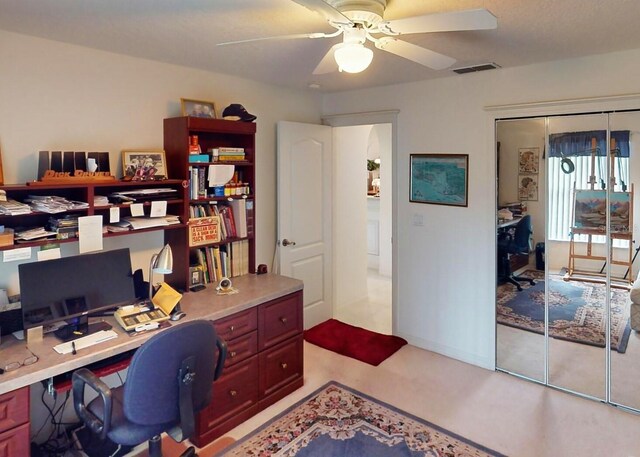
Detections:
[333, 125, 371, 308]
[0, 30, 322, 295]
[322, 47, 640, 369]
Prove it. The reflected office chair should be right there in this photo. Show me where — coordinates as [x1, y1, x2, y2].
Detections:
[498, 215, 536, 291]
[72, 320, 227, 457]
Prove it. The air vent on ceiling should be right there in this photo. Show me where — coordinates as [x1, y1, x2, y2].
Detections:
[452, 62, 501, 74]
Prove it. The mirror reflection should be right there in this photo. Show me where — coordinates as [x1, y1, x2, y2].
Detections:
[497, 111, 640, 411]
[496, 118, 545, 382]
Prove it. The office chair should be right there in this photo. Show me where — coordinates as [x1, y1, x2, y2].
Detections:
[498, 215, 536, 291]
[72, 320, 227, 457]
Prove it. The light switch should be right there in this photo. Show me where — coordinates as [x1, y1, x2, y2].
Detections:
[412, 213, 424, 226]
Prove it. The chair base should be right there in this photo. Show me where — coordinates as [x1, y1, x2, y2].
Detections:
[504, 274, 536, 291]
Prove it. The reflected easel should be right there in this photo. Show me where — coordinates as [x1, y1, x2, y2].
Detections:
[565, 138, 634, 289]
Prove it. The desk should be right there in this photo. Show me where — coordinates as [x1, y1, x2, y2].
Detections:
[0, 273, 303, 449]
[497, 217, 529, 273]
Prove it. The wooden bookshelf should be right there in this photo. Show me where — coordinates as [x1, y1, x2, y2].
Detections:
[163, 117, 256, 290]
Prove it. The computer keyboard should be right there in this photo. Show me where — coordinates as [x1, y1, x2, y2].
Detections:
[53, 330, 118, 354]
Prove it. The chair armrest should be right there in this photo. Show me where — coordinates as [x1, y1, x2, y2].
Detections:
[214, 336, 227, 381]
[72, 368, 113, 440]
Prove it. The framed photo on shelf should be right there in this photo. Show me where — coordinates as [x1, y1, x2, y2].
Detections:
[518, 174, 538, 201]
[122, 149, 168, 180]
[181, 98, 216, 118]
[189, 267, 206, 292]
[518, 147, 539, 174]
[409, 153, 468, 207]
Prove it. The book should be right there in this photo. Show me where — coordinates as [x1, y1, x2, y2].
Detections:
[229, 199, 247, 238]
[198, 167, 206, 198]
[245, 199, 254, 237]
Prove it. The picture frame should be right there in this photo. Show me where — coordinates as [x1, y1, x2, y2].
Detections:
[122, 149, 168, 180]
[410, 154, 469, 207]
[518, 174, 538, 201]
[518, 147, 540, 174]
[189, 267, 206, 292]
[181, 98, 216, 119]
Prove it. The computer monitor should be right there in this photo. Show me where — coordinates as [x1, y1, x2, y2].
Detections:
[19, 248, 137, 338]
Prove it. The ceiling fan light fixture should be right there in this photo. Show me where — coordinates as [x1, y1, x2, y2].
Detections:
[334, 42, 373, 73]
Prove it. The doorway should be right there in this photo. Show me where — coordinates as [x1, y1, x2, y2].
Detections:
[332, 123, 393, 334]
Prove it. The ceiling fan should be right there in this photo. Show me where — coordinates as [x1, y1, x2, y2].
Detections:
[218, 0, 497, 74]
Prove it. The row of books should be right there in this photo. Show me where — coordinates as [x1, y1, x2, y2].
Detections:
[214, 147, 246, 162]
[193, 240, 250, 283]
[189, 199, 253, 240]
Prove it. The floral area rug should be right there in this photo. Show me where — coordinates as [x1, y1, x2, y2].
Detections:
[497, 271, 632, 353]
[218, 381, 506, 457]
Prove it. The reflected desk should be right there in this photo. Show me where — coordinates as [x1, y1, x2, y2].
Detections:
[0, 273, 304, 450]
[497, 217, 529, 274]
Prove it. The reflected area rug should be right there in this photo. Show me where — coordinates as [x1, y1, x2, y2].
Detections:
[497, 271, 631, 353]
[304, 319, 407, 366]
[218, 381, 505, 457]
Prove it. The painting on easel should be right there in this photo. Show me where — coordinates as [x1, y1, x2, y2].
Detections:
[573, 189, 630, 232]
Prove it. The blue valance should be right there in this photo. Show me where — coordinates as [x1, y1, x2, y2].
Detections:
[549, 130, 630, 158]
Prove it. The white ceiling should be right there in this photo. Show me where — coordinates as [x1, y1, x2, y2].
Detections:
[1, 0, 639, 93]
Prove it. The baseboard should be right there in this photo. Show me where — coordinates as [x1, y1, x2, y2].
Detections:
[398, 333, 495, 371]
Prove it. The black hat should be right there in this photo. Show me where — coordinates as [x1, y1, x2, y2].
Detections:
[222, 104, 257, 122]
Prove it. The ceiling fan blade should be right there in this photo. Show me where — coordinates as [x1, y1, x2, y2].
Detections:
[313, 44, 340, 74]
[382, 8, 497, 35]
[376, 38, 456, 70]
[218, 32, 327, 46]
[291, 0, 352, 25]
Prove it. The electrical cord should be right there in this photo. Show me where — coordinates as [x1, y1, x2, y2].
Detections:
[33, 389, 77, 456]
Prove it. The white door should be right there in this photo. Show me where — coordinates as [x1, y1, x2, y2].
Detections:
[277, 121, 333, 329]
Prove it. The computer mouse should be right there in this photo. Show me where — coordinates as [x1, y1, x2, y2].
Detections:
[170, 311, 186, 321]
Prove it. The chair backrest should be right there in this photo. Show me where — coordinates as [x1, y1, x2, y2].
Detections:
[513, 215, 533, 253]
[123, 320, 217, 425]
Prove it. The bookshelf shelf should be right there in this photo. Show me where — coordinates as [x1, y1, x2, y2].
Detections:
[164, 116, 256, 289]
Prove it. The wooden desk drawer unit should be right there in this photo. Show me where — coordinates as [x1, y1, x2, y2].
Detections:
[224, 331, 258, 368]
[0, 387, 29, 457]
[194, 290, 303, 447]
[213, 307, 257, 341]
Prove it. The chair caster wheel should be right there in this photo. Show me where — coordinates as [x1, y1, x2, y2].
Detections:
[529, 280, 536, 286]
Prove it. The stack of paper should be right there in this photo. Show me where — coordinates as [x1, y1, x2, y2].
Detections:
[123, 215, 180, 230]
[25, 195, 89, 213]
[15, 227, 57, 241]
[0, 199, 31, 215]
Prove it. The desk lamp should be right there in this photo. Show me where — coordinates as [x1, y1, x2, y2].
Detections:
[149, 244, 173, 302]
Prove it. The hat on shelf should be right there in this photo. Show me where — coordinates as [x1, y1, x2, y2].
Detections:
[222, 104, 257, 122]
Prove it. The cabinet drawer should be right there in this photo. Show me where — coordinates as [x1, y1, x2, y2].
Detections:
[0, 387, 29, 433]
[213, 307, 257, 341]
[259, 335, 303, 399]
[258, 291, 302, 349]
[0, 422, 30, 457]
[198, 356, 259, 433]
[225, 331, 258, 368]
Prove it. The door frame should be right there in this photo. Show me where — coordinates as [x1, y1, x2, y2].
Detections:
[322, 110, 400, 334]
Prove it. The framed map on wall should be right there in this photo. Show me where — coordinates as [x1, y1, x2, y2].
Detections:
[410, 154, 468, 207]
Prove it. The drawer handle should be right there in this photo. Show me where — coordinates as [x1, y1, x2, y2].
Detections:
[281, 362, 288, 370]
[229, 390, 238, 397]
[229, 351, 237, 358]
[280, 317, 288, 325]
[229, 325, 235, 333]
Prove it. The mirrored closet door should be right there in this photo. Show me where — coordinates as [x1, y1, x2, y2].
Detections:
[496, 111, 640, 411]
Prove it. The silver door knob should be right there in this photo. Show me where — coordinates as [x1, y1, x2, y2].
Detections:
[282, 239, 296, 246]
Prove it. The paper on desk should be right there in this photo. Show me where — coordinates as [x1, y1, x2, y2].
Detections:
[78, 215, 103, 253]
[130, 203, 144, 217]
[150, 200, 167, 217]
[152, 282, 182, 316]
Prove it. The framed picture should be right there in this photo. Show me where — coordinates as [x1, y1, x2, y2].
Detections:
[518, 147, 539, 174]
[410, 154, 469, 207]
[189, 267, 206, 292]
[573, 189, 631, 232]
[181, 98, 216, 118]
[518, 174, 538, 201]
[122, 150, 168, 180]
